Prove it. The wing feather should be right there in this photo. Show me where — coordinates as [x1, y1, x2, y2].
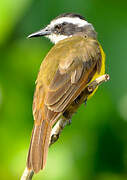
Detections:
[45, 59, 97, 112]
[34, 36, 102, 122]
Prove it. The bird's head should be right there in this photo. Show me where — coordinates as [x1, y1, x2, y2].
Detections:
[28, 13, 97, 44]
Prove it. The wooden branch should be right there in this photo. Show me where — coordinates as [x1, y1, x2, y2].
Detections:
[20, 74, 110, 180]
[50, 117, 69, 146]
[21, 168, 34, 180]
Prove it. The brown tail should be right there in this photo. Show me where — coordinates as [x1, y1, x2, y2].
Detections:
[27, 120, 52, 173]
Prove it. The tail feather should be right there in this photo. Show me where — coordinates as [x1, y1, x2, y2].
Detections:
[27, 120, 52, 173]
[41, 124, 52, 169]
[27, 127, 34, 170]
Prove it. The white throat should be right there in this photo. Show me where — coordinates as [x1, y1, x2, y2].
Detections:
[47, 34, 70, 44]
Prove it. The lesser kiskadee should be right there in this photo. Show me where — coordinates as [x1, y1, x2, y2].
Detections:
[27, 13, 105, 173]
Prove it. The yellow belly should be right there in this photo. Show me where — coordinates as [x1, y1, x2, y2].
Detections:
[88, 44, 106, 98]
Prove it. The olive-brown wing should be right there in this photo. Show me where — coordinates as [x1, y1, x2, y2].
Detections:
[44, 37, 102, 116]
[45, 57, 98, 116]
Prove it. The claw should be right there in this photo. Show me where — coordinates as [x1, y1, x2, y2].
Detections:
[84, 98, 87, 106]
[51, 134, 59, 144]
[67, 119, 72, 125]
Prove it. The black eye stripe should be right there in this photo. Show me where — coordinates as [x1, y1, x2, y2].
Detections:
[55, 22, 67, 29]
[55, 25, 61, 29]
[62, 22, 67, 25]
[54, 23, 82, 34]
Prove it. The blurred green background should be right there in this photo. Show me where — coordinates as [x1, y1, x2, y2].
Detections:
[0, 0, 127, 179]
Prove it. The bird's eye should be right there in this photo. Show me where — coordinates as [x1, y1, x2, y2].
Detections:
[55, 24, 62, 32]
[62, 22, 67, 26]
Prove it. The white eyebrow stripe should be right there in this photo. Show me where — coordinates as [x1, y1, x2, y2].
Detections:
[50, 17, 90, 27]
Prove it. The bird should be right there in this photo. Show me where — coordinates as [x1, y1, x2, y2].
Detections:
[27, 13, 105, 174]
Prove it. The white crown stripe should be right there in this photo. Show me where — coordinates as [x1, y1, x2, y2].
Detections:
[51, 17, 89, 27]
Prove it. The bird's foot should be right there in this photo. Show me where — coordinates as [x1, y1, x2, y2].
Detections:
[67, 119, 72, 125]
[50, 133, 60, 145]
[84, 98, 87, 106]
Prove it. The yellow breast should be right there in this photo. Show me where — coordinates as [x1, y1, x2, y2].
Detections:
[88, 43, 106, 98]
